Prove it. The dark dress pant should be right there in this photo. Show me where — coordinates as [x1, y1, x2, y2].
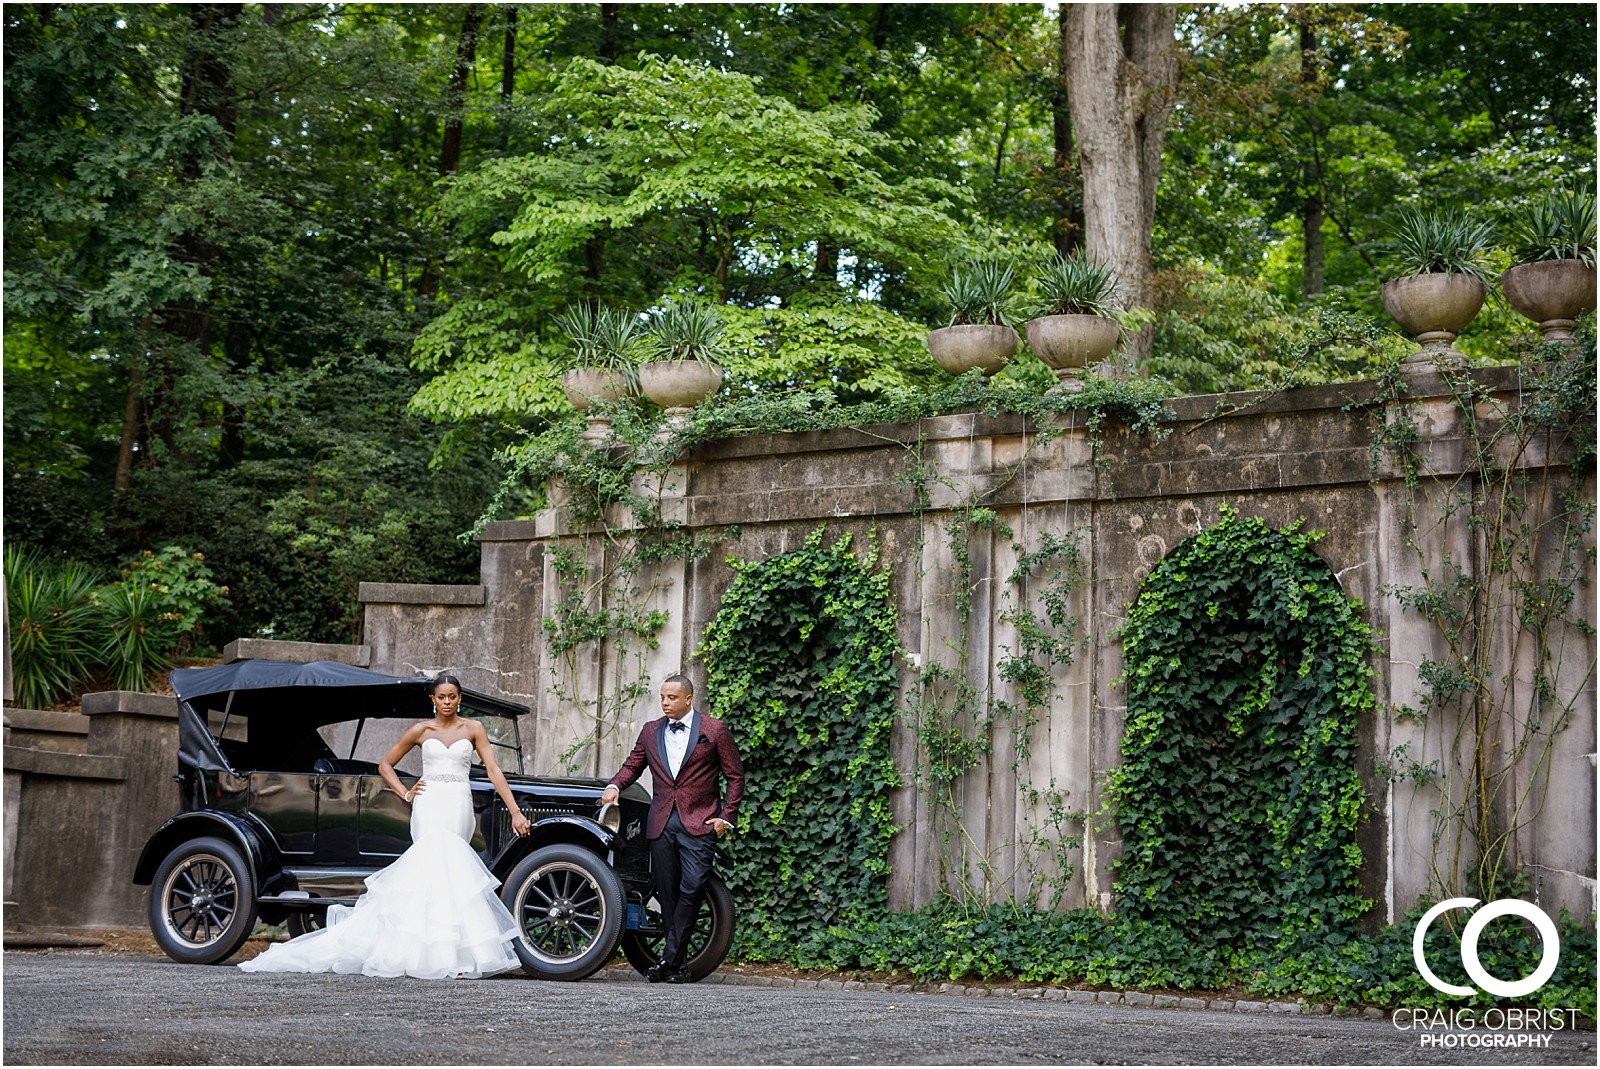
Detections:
[649, 809, 717, 968]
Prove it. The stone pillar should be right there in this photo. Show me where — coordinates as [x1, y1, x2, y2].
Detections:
[79, 691, 180, 926]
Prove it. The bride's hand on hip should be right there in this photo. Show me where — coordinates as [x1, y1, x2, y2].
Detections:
[403, 780, 427, 803]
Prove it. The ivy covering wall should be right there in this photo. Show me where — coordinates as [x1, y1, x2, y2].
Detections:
[1110, 505, 1375, 951]
[700, 528, 902, 958]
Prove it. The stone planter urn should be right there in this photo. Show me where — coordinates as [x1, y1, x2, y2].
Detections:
[1024, 314, 1121, 393]
[925, 324, 1018, 377]
[1380, 273, 1486, 364]
[639, 360, 724, 417]
[1501, 259, 1597, 347]
[562, 368, 634, 444]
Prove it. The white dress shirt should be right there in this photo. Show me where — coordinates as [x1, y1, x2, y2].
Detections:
[663, 713, 692, 779]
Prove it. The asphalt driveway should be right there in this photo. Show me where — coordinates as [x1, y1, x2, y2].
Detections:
[4, 951, 1594, 1065]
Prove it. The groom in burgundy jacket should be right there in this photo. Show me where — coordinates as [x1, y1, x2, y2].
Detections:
[600, 673, 744, 983]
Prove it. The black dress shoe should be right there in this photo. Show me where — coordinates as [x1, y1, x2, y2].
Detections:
[645, 960, 671, 983]
[664, 966, 693, 984]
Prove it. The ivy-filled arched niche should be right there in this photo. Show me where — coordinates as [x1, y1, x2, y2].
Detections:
[1110, 505, 1375, 951]
[699, 527, 901, 959]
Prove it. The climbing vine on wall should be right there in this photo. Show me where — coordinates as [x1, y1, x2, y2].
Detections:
[1111, 505, 1375, 952]
[911, 503, 1089, 908]
[479, 371, 1170, 780]
[1361, 338, 1597, 902]
[699, 528, 903, 957]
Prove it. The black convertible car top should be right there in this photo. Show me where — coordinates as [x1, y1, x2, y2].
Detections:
[171, 660, 527, 775]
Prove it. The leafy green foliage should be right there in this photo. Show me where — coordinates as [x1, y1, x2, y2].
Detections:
[94, 582, 179, 693]
[699, 529, 902, 958]
[791, 900, 1596, 1016]
[1111, 506, 1375, 952]
[444, 53, 966, 304]
[115, 547, 230, 642]
[1147, 267, 1411, 396]
[3, 543, 230, 700]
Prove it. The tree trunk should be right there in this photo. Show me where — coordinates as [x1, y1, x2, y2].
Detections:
[438, 4, 484, 177]
[1051, 5, 1082, 256]
[815, 239, 838, 286]
[599, 3, 620, 63]
[115, 350, 144, 493]
[502, 6, 517, 100]
[582, 4, 622, 292]
[419, 4, 485, 303]
[1298, 18, 1325, 297]
[499, 6, 517, 150]
[155, 3, 241, 462]
[1303, 192, 1325, 296]
[1062, 3, 1178, 368]
[219, 319, 251, 466]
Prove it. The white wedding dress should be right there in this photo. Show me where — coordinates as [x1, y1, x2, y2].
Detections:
[238, 737, 524, 979]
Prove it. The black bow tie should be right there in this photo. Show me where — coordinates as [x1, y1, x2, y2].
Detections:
[667, 720, 688, 733]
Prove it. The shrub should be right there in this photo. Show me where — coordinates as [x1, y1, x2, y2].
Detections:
[3, 545, 101, 707]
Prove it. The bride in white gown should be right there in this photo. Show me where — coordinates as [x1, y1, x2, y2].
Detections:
[238, 676, 531, 979]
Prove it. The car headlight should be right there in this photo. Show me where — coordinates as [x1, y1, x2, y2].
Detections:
[597, 801, 621, 834]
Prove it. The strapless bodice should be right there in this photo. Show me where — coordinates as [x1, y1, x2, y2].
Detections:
[421, 736, 472, 782]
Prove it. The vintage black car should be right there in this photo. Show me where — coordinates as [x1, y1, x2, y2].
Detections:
[133, 659, 734, 981]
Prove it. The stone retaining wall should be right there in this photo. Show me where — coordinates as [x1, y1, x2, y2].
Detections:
[357, 366, 1595, 925]
[3, 367, 1590, 933]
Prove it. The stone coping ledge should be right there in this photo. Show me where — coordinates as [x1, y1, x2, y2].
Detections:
[357, 583, 486, 607]
[684, 365, 1532, 464]
[80, 691, 176, 720]
[222, 638, 371, 666]
[3, 745, 127, 781]
[2, 708, 90, 733]
[589, 966, 1405, 1021]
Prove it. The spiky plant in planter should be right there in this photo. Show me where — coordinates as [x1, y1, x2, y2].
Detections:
[940, 260, 1018, 327]
[1025, 251, 1123, 392]
[554, 304, 646, 441]
[1034, 251, 1121, 317]
[1503, 183, 1597, 347]
[1379, 207, 1494, 363]
[642, 300, 726, 415]
[1383, 208, 1497, 285]
[927, 259, 1020, 376]
[1509, 182, 1596, 267]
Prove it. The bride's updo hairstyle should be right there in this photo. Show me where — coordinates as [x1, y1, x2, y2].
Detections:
[427, 674, 464, 695]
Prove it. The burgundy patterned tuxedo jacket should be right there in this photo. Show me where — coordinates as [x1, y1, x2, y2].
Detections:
[608, 710, 745, 839]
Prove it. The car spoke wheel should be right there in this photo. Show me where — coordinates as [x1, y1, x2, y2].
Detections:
[285, 908, 327, 938]
[503, 844, 624, 981]
[621, 875, 735, 982]
[148, 836, 257, 965]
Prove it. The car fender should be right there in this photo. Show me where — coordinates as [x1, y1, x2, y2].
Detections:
[132, 811, 280, 887]
[494, 814, 615, 876]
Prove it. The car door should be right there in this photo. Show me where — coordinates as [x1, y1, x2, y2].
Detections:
[358, 778, 412, 861]
[315, 770, 362, 865]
